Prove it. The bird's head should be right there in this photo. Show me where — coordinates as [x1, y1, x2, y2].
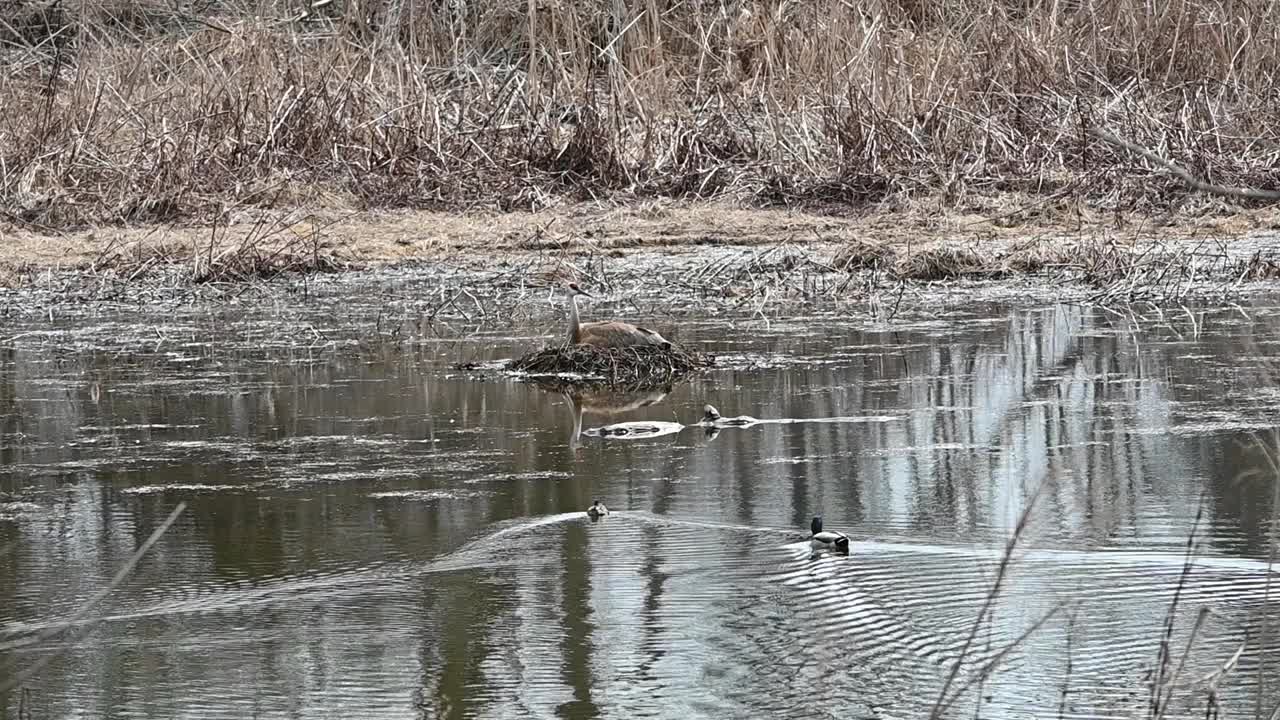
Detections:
[811, 516, 823, 535]
[702, 405, 722, 422]
[567, 282, 593, 298]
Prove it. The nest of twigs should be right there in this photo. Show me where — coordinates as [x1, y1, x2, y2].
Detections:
[834, 240, 897, 271]
[507, 343, 714, 389]
[893, 246, 989, 281]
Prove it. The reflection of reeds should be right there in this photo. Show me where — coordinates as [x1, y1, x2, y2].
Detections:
[1248, 429, 1280, 719]
[0, 502, 187, 695]
[922, 314, 1280, 717]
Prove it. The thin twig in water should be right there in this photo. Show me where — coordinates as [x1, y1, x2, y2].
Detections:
[937, 603, 1065, 719]
[0, 502, 188, 693]
[1058, 607, 1077, 720]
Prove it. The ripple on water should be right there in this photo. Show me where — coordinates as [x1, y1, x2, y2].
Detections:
[119, 484, 246, 495]
[10, 300, 1280, 720]
[368, 489, 490, 501]
[398, 512, 1280, 719]
[0, 501, 43, 519]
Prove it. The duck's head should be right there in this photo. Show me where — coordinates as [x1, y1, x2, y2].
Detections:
[811, 516, 823, 535]
[833, 535, 851, 555]
[702, 404, 722, 422]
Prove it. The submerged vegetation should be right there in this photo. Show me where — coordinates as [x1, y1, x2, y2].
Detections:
[3, 0, 1280, 231]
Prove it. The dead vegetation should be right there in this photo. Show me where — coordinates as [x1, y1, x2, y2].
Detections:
[507, 343, 714, 390]
[832, 241, 896, 272]
[821, 233, 1280, 303]
[3, 0, 1280, 232]
[59, 212, 352, 288]
[893, 247, 990, 281]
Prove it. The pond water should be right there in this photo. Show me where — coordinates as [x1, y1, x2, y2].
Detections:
[3, 290, 1280, 720]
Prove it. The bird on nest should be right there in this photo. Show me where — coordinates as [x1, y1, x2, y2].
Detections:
[564, 282, 672, 349]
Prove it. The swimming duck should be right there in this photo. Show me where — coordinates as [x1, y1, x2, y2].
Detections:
[700, 404, 757, 426]
[809, 516, 850, 556]
[587, 500, 610, 519]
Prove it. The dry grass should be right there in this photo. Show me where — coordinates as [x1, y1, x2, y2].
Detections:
[79, 211, 352, 283]
[3, 0, 1280, 232]
[894, 246, 990, 281]
[833, 240, 897, 272]
[507, 343, 713, 389]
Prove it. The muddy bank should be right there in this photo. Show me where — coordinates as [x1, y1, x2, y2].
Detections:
[3, 202, 1280, 313]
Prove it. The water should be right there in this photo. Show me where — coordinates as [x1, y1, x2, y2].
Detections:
[3, 292, 1280, 719]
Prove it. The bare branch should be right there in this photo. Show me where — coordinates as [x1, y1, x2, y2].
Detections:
[1087, 126, 1280, 202]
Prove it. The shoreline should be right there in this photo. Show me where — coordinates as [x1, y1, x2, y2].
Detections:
[4, 200, 1280, 309]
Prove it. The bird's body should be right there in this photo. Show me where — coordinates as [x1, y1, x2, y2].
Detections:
[700, 404, 756, 426]
[566, 283, 672, 349]
[587, 500, 610, 519]
[809, 516, 850, 556]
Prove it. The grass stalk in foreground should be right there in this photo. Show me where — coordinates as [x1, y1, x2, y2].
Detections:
[1148, 500, 1205, 720]
[1251, 430, 1280, 719]
[926, 478, 1265, 718]
[0, 501, 188, 694]
[929, 481, 1049, 719]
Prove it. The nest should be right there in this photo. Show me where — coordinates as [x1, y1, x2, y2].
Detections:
[507, 343, 714, 389]
[833, 240, 897, 271]
[893, 246, 989, 281]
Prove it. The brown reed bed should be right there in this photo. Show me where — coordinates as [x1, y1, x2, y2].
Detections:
[74, 211, 352, 289]
[3, 0, 1280, 233]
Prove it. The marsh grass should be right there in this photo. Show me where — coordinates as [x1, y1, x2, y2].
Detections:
[3, 0, 1280, 231]
[83, 210, 352, 284]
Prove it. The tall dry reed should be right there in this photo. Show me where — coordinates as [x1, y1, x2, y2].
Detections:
[2, 0, 1279, 230]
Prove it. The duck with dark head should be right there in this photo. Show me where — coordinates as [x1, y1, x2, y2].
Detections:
[809, 516, 850, 556]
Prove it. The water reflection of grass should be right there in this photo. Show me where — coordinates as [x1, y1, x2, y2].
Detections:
[5, 301, 1280, 716]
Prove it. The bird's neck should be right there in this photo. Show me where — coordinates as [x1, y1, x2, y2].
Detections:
[568, 295, 581, 344]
